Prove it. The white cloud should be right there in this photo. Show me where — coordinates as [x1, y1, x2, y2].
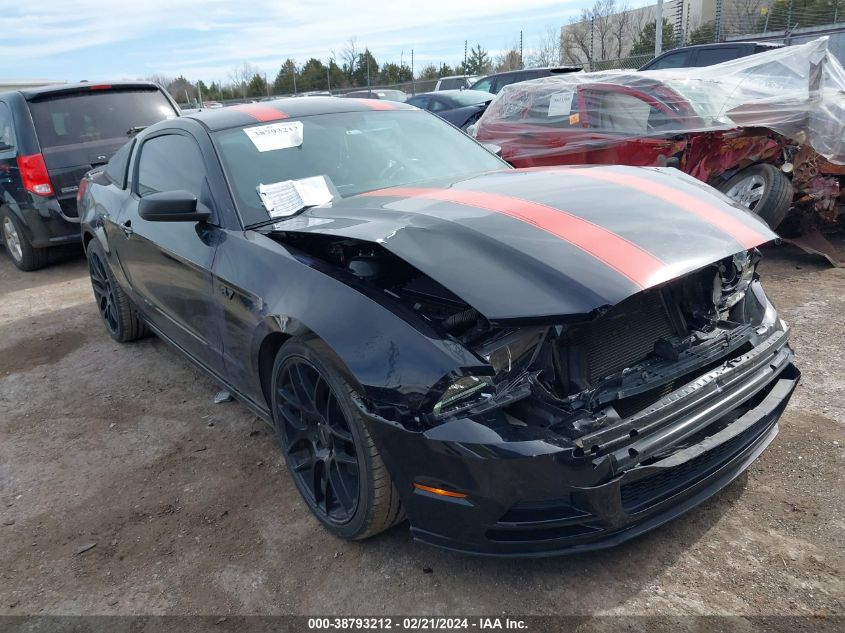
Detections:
[0, 0, 584, 81]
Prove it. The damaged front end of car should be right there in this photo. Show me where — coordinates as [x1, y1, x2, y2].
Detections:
[270, 215, 798, 555]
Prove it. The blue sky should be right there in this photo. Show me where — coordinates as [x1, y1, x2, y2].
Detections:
[0, 0, 647, 83]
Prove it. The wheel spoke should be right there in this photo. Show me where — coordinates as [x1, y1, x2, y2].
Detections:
[333, 449, 357, 466]
[291, 364, 319, 415]
[289, 449, 315, 473]
[329, 459, 355, 514]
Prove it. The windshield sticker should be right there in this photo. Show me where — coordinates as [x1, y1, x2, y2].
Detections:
[569, 112, 580, 125]
[244, 121, 303, 152]
[548, 92, 574, 117]
[258, 175, 334, 218]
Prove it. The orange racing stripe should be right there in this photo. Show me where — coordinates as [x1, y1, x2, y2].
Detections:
[362, 187, 668, 289]
[229, 103, 289, 121]
[572, 169, 771, 250]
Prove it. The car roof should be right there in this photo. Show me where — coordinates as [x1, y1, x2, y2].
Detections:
[412, 90, 493, 98]
[486, 67, 581, 77]
[10, 80, 163, 100]
[183, 96, 416, 132]
[657, 41, 782, 54]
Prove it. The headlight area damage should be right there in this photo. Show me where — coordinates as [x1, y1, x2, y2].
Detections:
[266, 169, 799, 556]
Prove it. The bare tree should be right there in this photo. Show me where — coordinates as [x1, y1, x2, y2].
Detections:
[560, 0, 624, 67]
[528, 24, 562, 67]
[608, 3, 633, 60]
[143, 74, 173, 88]
[494, 48, 522, 73]
[341, 37, 359, 77]
[228, 62, 258, 99]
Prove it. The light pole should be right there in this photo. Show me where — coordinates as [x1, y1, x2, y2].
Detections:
[655, 0, 664, 57]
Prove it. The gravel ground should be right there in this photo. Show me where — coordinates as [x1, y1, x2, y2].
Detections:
[0, 240, 842, 620]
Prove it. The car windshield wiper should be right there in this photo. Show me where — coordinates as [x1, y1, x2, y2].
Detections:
[126, 126, 148, 136]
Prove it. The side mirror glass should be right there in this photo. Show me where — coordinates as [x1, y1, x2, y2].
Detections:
[138, 190, 211, 222]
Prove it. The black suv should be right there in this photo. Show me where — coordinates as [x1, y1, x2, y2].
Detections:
[0, 81, 179, 270]
[469, 67, 582, 95]
[638, 41, 782, 71]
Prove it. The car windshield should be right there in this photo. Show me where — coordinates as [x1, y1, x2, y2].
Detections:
[213, 109, 508, 226]
[447, 91, 494, 106]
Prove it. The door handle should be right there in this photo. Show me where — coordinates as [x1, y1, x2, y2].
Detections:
[121, 220, 133, 237]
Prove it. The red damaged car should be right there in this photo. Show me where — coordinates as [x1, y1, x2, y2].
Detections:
[473, 38, 845, 261]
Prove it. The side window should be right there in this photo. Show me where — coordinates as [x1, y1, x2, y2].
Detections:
[407, 97, 429, 109]
[0, 102, 14, 149]
[647, 51, 690, 70]
[584, 90, 663, 134]
[694, 47, 741, 66]
[104, 140, 133, 189]
[471, 77, 494, 93]
[497, 75, 523, 91]
[136, 134, 205, 197]
[429, 99, 449, 112]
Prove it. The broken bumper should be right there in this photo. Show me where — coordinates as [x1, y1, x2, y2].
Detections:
[367, 329, 798, 557]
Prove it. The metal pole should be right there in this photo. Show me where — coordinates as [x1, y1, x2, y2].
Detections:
[411, 49, 416, 95]
[366, 50, 371, 96]
[327, 63, 331, 92]
[519, 30, 524, 69]
[655, 0, 664, 57]
[590, 17, 595, 70]
[464, 40, 468, 70]
[714, 0, 723, 42]
[292, 64, 297, 95]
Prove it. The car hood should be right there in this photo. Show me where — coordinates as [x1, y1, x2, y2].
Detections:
[270, 165, 777, 321]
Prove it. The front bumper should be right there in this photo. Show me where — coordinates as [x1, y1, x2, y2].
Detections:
[366, 327, 798, 557]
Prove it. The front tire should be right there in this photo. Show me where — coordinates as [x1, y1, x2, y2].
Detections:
[1, 208, 49, 271]
[271, 338, 404, 540]
[718, 164, 793, 229]
[86, 240, 149, 343]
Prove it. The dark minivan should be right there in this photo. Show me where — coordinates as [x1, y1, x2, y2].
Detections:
[0, 81, 179, 270]
[638, 41, 782, 71]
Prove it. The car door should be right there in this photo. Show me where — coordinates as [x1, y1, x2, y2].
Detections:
[112, 129, 223, 371]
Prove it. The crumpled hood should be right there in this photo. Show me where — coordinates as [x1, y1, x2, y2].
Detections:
[271, 165, 777, 321]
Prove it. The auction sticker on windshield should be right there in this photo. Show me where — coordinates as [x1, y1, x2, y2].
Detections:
[244, 121, 304, 151]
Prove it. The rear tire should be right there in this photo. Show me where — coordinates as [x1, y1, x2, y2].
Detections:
[271, 337, 404, 540]
[86, 240, 149, 343]
[1, 209, 49, 271]
[717, 164, 793, 229]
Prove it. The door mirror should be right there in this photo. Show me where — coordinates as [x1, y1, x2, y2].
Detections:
[138, 190, 211, 222]
[0, 141, 13, 153]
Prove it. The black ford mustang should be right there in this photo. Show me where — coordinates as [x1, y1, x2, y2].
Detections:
[79, 98, 799, 556]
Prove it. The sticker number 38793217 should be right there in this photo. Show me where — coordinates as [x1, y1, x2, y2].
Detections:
[244, 121, 304, 152]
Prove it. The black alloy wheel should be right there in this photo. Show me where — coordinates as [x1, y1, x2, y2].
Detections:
[86, 240, 149, 343]
[276, 357, 360, 524]
[271, 338, 404, 539]
[89, 247, 119, 337]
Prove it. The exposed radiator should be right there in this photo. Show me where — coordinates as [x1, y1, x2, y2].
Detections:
[565, 290, 676, 384]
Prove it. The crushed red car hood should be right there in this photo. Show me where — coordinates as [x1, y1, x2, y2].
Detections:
[271, 166, 777, 321]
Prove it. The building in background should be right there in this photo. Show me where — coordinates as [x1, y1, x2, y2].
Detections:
[559, 0, 783, 68]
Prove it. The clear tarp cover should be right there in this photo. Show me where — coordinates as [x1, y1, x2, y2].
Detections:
[476, 37, 845, 165]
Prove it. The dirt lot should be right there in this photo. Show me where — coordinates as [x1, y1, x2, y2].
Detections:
[0, 241, 843, 619]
